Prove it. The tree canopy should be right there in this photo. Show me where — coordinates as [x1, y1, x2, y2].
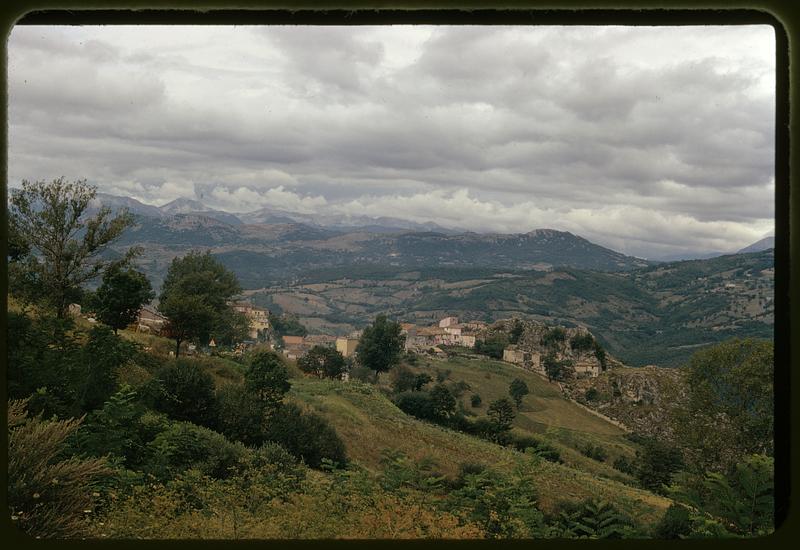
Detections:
[509, 378, 529, 409]
[158, 251, 243, 356]
[355, 314, 406, 376]
[88, 266, 154, 333]
[8, 178, 138, 317]
[298, 346, 347, 380]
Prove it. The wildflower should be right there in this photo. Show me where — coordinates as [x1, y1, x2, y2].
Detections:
[51, 479, 59, 485]
[83, 509, 92, 514]
[11, 515, 18, 521]
[92, 492, 100, 497]
[32, 493, 40, 499]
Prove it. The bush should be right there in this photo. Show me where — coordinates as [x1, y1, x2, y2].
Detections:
[584, 388, 599, 401]
[215, 383, 267, 446]
[550, 498, 637, 539]
[471, 394, 482, 408]
[263, 403, 347, 469]
[297, 345, 347, 379]
[634, 437, 684, 494]
[245, 351, 291, 411]
[542, 327, 566, 348]
[613, 455, 637, 476]
[146, 421, 248, 480]
[395, 391, 435, 421]
[570, 333, 595, 352]
[512, 436, 562, 463]
[581, 443, 609, 462]
[349, 364, 375, 383]
[654, 504, 693, 539]
[8, 399, 111, 538]
[390, 364, 417, 393]
[150, 360, 218, 428]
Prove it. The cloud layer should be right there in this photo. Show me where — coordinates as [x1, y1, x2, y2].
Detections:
[7, 24, 775, 258]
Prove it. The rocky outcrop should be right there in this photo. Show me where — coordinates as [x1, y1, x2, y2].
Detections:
[561, 365, 688, 441]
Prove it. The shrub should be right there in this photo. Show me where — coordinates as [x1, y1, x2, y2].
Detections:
[471, 394, 482, 408]
[550, 498, 637, 539]
[145, 421, 247, 480]
[297, 346, 347, 379]
[395, 391, 435, 421]
[430, 384, 456, 420]
[581, 443, 609, 462]
[151, 360, 218, 427]
[215, 383, 267, 446]
[584, 388, 599, 401]
[8, 399, 111, 538]
[349, 364, 375, 383]
[542, 327, 566, 348]
[390, 364, 417, 393]
[613, 455, 637, 476]
[263, 403, 347, 469]
[634, 437, 684, 494]
[245, 350, 291, 410]
[654, 504, 693, 539]
[570, 333, 595, 352]
[512, 436, 562, 463]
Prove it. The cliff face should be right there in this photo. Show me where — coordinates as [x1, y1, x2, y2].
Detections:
[561, 365, 688, 440]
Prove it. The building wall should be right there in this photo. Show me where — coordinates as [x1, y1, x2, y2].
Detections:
[336, 337, 359, 358]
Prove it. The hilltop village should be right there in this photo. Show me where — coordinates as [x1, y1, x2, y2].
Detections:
[72, 298, 609, 382]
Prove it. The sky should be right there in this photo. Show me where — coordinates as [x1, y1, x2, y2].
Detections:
[7, 24, 775, 259]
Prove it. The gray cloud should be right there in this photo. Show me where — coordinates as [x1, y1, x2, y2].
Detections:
[7, 24, 775, 258]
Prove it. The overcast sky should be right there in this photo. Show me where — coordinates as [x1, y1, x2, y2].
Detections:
[7, 25, 775, 259]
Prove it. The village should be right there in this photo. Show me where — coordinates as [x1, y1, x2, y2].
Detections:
[72, 298, 600, 380]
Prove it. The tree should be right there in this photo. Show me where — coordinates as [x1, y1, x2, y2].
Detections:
[414, 372, 433, 391]
[158, 251, 242, 356]
[245, 350, 290, 412]
[634, 437, 684, 494]
[430, 384, 456, 420]
[509, 378, 529, 409]
[487, 398, 516, 438]
[509, 319, 524, 344]
[673, 339, 773, 473]
[355, 314, 406, 378]
[88, 265, 154, 333]
[391, 364, 418, 393]
[298, 346, 347, 379]
[151, 360, 218, 428]
[543, 352, 565, 382]
[8, 178, 138, 318]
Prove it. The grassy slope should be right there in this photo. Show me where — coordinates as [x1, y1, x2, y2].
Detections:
[289, 357, 671, 524]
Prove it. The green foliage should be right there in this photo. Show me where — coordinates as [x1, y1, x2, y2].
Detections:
[390, 364, 416, 393]
[298, 345, 347, 379]
[570, 333, 595, 352]
[7, 311, 82, 417]
[654, 504, 693, 539]
[78, 325, 139, 412]
[146, 421, 247, 480]
[593, 342, 608, 370]
[666, 454, 773, 537]
[584, 387, 599, 401]
[511, 436, 562, 463]
[8, 399, 112, 538]
[612, 455, 636, 476]
[508, 378, 529, 408]
[158, 251, 242, 355]
[151, 360, 218, 428]
[245, 350, 291, 411]
[487, 398, 516, 437]
[674, 339, 773, 473]
[356, 314, 405, 375]
[70, 385, 147, 467]
[543, 352, 569, 382]
[262, 403, 348, 469]
[429, 384, 457, 420]
[8, 177, 138, 318]
[470, 394, 482, 407]
[445, 465, 544, 538]
[542, 327, 567, 348]
[349, 364, 375, 383]
[414, 372, 433, 391]
[634, 436, 684, 494]
[379, 450, 446, 495]
[214, 383, 267, 446]
[88, 265, 154, 333]
[551, 498, 638, 539]
[474, 334, 508, 359]
[268, 313, 308, 338]
[581, 443, 609, 463]
[509, 319, 524, 344]
[395, 391, 435, 421]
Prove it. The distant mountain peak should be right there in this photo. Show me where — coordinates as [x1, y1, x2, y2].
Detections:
[159, 197, 209, 214]
[737, 236, 774, 254]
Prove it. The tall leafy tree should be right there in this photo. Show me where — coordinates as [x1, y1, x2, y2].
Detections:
[158, 251, 242, 356]
[487, 398, 516, 436]
[673, 338, 773, 473]
[8, 178, 137, 318]
[355, 314, 406, 378]
[88, 266, 154, 333]
[245, 350, 290, 412]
